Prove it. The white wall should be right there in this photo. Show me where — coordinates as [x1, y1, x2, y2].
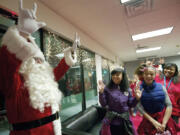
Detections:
[0, 0, 118, 62]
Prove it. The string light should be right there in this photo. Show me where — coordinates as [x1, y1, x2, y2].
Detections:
[43, 30, 96, 70]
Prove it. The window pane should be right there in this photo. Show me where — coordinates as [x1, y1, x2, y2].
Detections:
[0, 15, 15, 28]
[102, 58, 110, 85]
[43, 30, 83, 121]
[81, 50, 98, 108]
[32, 30, 41, 48]
[0, 15, 15, 47]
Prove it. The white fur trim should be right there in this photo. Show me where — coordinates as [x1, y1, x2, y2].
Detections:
[19, 58, 62, 112]
[64, 47, 77, 66]
[2, 26, 45, 61]
[51, 104, 62, 135]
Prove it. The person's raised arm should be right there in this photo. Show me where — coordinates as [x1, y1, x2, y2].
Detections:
[98, 80, 108, 107]
[54, 33, 80, 81]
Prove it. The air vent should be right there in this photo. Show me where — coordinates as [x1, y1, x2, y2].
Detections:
[123, 0, 153, 17]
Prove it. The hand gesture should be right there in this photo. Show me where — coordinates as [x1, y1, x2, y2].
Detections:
[159, 58, 165, 65]
[134, 81, 142, 100]
[146, 60, 153, 66]
[98, 80, 105, 94]
[72, 32, 80, 52]
[18, 0, 46, 35]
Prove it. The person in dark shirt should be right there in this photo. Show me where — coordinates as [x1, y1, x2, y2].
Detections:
[98, 68, 139, 135]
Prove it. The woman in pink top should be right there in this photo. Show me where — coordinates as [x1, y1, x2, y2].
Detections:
[155, 63, 180, 124]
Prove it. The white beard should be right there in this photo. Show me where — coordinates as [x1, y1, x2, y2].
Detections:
[19, 58, 62, 112]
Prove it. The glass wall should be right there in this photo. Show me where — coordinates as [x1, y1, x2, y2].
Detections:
[81, 50, 97, 108]
[102, 58, 110, 85]
[0, 15, 15, 46]
[43, 30, 98, 120]
[32, 30, 41, 48]
[43, 30, 84, 121]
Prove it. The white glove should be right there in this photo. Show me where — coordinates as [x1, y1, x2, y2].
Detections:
[72, 32, 81, 52]
[17, 0, 46, 35]
[64, 47, 77, 67]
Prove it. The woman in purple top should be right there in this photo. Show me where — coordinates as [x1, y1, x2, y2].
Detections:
[98, 68, 139, 135]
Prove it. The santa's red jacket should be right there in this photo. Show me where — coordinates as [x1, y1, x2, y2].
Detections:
[0, 26, 72, 135]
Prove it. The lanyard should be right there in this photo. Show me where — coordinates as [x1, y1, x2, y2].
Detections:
[164, 76, 172, 90]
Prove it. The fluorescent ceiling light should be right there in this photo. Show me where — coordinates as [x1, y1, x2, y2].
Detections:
[136, 46, 161, 53]
[121, 0, 131, 3]
[132, 26, 173, 41]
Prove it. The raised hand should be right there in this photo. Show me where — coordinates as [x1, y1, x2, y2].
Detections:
[98, 80, 105, 94]
[134, 81, 142, 100]
[72, 32, 81, 52]
[18, 0, 46, 35]
[146, 60, 153, 66]
[159, 58, 165, 65]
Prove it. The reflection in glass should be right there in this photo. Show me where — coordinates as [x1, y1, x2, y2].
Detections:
[32, 30, 41, 48]
[82, 50, 98, 108]
[102, 58, 110, 85]
[43, 30, 83, 121]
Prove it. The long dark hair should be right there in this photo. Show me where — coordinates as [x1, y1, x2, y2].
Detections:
[160, 63, 179, 84]
[107, 68, 129, 92]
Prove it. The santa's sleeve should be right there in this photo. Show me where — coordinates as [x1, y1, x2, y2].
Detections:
[0, 46, 22, 97]
[53, 47, 77, 81]
[53, 58, 70, 81]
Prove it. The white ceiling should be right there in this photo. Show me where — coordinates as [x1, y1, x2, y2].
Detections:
[39, 0, 180, 62]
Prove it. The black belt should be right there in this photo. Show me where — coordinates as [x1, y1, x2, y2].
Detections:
[11, 112, 59, 131]
[106, 111, 133, 135]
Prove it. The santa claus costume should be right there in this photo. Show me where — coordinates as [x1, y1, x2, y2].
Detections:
[0, 24, 78, 135]
[0, 0, 81, 134]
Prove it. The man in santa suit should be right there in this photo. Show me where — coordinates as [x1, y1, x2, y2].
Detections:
[0, 0, 80, 135]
